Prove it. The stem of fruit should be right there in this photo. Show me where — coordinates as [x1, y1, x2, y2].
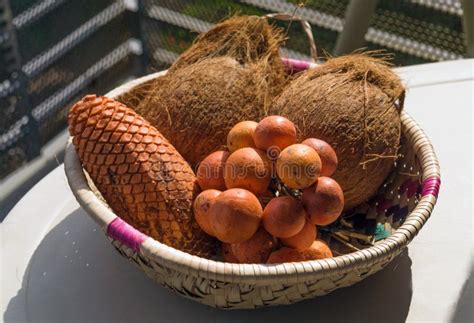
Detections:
[330, 232, 361, 252]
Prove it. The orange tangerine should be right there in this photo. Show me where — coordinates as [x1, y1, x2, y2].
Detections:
[302, 176, 344, 226]
[224, 147, 271, 195]
[253, 116, 296, 156]
[280, 220, 316, 250]
[267, 247, 305, 264]
[302, 138, 338, 176]
[276, 144, 322, 189]
[231, 228, 275, 263]
[301, 240, 333, 260]
[197, 151, 229, 191]
[227, 121, 258, 153]
[211, 188, 262, 243]
[262, 196, 306, 238]
[193, 189, 221, 236]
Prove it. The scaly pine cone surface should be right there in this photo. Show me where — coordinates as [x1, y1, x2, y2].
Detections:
[68, 95, 215, 257]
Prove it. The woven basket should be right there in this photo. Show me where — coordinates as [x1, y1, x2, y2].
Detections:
[64, 59, 440, 309]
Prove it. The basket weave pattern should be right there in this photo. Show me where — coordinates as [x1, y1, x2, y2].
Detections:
[64, 63, 440, 309]
[111, 237, 395, 307]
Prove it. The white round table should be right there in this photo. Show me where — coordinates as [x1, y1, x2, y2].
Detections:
[2, 59, 473, 323]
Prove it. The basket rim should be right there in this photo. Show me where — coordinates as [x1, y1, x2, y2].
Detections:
[64, 66, 441, 285]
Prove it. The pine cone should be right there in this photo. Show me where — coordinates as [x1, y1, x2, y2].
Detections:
[68, 94, 216, 257]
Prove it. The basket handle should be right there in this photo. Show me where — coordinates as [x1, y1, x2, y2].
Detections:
[265, 12, 318, 63]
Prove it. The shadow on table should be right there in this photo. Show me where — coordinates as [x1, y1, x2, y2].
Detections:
[5, 208, 413, 323]
[450, 262, 474, 323]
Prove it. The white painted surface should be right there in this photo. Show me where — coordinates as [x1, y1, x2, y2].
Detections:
[2, 59, 473, 323]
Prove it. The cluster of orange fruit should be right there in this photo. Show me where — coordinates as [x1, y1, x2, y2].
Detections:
[193, 115, 344, 263]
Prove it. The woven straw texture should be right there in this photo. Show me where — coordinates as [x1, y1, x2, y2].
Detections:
[64, 68, 440, 309]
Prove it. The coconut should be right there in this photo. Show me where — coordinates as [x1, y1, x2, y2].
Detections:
[169, 15, 284, 73]
[133, 16, 286, 167]
[136, 56, 284, 166]
[271, 54, 405, 210]
[116, 76, 153, 109]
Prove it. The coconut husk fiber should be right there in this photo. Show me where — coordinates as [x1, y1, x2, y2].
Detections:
[134, 16, 287, 167]
[137, 56, 283, 167]
[169, 15, 285, 73]
[271, 53, 405, 210]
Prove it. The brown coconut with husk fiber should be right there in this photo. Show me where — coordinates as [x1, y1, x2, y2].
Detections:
[132, 16, 286, 167]
[168, 15, 284, 72]
[271, 53, 405, 210]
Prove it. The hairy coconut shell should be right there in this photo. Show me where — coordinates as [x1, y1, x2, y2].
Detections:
[68, 95, 215, 257]
[133, 16, 286, 166]
[169, 15, 284, 73]
[271, 54, 405, 210]
[136, 57, 284, 166]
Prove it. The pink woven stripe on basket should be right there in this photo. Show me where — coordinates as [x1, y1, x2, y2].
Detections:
[421, 176, 441, 197]
[282, 58, 313, 72]
[107, 217, 147, 252]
